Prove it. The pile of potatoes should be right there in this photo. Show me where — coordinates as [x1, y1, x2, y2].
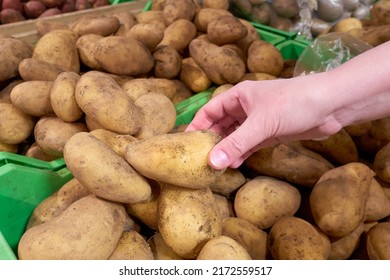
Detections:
[0, 0, 389, 260]
[0, 0, 111, 25]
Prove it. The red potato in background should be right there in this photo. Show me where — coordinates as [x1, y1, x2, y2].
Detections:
[38, 0, 65, 8]
[1, 0, 24, 12]
[24, 1, 46, 19]
[75, 0, 92, 10]
[60, 0, 76, 13]
[38, 7, 61, 18]
[0, 8, 25, 24]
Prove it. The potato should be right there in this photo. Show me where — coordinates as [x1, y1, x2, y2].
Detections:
[56, 178, 90, 210]
[50, 71, 82, 123]
[60, 0, 76, 13]
[0, 8, 25, 24]
[366, 222, 390, 260]
[24, 1, 46, 19]
[234, 176, 301, 229]
[25, 143, 60, 162]
[222, 217, 268, 260]
[239, 72, 276, 82]
[189, 38, 246, 85]
[202, 0, 229, 10]
[211, 84, 233, 98]
[193, 7, 233, 32]
[373, 142, 390, 183]
[148, 233, 185, 260]
[171, 79, 193, 105]
[93, 36, 154, 76]
[209, 167, 246, 196]
[269, 216, 330, 260]
[35, 20, 70, 37]
[125, 130, 224, 189]
[328, 223, 365, 260]
[10, 81, 54, 117]
[134, 93, 176, 140]
[121, 78, 177, 101]
[34, 116, 88, 156]
[126, 23, 164, 52]
[2, 0, 23, 12]
[89, 129, 138, 157]
[135, 10, 166, 30]
[70, 15, 120, 36]
[300, 128, 359, 165]
[371, 0, 390, 25]
[344, 121, 372, 137]
[0, 140, 18, 153]
[244, 142, 334, 187]
[63, 132, 152, 204]
[271, 0, 299, 18]
[39, 0, 65, 8]
[162, 0, 198, 25]
[157, 19, 197, 53]
[153, 45, 182, 79]
[108, 230, 154, 260]
[197, 235, 251, 260]
[32, 30, 80, 73]
[332, 18, 363, 33]
[18, 194, 127, 260]
[125, 183, 160, 230]
[18, 58, 64, 82]
[207, 15, 247, 45]
[157, 183, 222, 259]
[236, 19, 260, 53]
[365, 177, 390, 222]
[310, 162, 374, 238]
[76, 34, 104, 70]
[0, 80, 23, 104]
[38, 8, 61, 18]
[247, 40, 284, 77]
[0, 103, 35, 145]
[75, 74, 142, 135]
[0, 37, 33, 83]
[180, 57, 212, 93]
[213, 193, 234, 219]
[347, 25, 390, 47]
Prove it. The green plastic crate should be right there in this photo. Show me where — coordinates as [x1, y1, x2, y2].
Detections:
[0, 153, 73, 259]
[276, 40, 310, 60]
[250, 22, 297, 40]
[109, 0, 134, 4]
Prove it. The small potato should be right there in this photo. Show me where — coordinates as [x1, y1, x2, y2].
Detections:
[18, 194, 127, 260]
[76, 34, 104, 70]
[0, 140, 18, 153]
[63, 132, 152, 204]
[32, 30, 79, 73]
[247, 40, 284, 77]
[121, 78, 177, 101]
[209, 167, 246, 196]
[126, 23, 164, 52]
[0, 8, 25, 24]
[10, 81, 54, 117]
[50, 71, 83, 123]
[70, 15, 120, 36]
[328, 223, 365, 260]
[18, 58, 64, 82]
[171, 79, 193, 105]
[366, 222, 390, 260]
[203, 0, 229, 10]
[180, 57, 212, 93]
[234, 176, 301, 229]
[189, 38, 246, 85]
[193, 8, 233, 32]
[373, 142, 390, 183]
[310, 162, 374, 238]
[153, 45, 182, 79]
[24, 1, 46, 19]
[89, 129, 138, 157]
[112, 11, 137, 36]
[211, 84, 234, 98]
[108, 231, 154, 260]
[93, 36, 154, 76]
[244, 142, 334, 187]
[236, 19, 260, 53]
[0, 80, 23, 104]
[75, 74, 142, 135]
[25, 143, 60, 162]
[148, 233, 185, 260]
[157, 19, 197, 53]
[162, 0, 198, 25]
[213, 193, 234, 219]
[0, 37, 33, 83]
[207, 15, 248, 45]
[365, 177, 390, 222]
[332, 17, 363, 33]
[125, 130, 224, 189]
[34, 116, 88, 156]
[0, 103, 35, 145]
[269, 216, 330, 260]
[197, 236, 251, 260]
[135, 10, 166, 30]
[222, 217, 268, 260]
[134, 93, 177, 140]
[157, 183, 222, 259]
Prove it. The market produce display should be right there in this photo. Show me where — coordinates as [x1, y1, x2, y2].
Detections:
[0, 0, 390, 261]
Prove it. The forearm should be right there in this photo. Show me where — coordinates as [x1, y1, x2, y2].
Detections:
[322, 41, 390, 127]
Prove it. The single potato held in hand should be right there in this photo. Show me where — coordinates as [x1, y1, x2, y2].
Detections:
[125, 130, 224, 189]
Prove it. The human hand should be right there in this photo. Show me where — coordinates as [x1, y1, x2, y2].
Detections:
[185, 76, 343, 170]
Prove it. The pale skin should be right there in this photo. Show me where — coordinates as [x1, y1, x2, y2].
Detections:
[186, 41, 390, 170]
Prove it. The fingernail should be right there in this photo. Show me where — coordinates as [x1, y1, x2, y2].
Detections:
[210, 149, 229, 170]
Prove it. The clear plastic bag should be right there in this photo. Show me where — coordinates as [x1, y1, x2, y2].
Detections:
[293, 32, 372, 77]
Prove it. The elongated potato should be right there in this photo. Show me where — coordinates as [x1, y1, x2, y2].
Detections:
[18, 195, 127, 260]
[70, 15, 120, 37]
[126, 23, 164, 52]
[125, 130, 224, 189]
[207, 15, 248, 45]
[310, 162, 374, 238]
[75, 74, 142, 135]
[180, 57, 212, 93]
[64, 132, 152, 204]
[89, 129, 138, 157]
[157, 19, 197, 53]
[122, 78, 177, 101]
[157, 183, 222, 259]
[18, 58, 64, 82]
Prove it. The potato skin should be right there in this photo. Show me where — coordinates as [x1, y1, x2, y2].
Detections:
[207, 15, 248, 45]
[197, 235, 252, 260]
[0, 103, 35, 145]
[70, 15, 120, 37]
[18, 58, 64, 82]
[63, 132, 152, 204]
[157, 183, 222, 259]
[366, 222, 390, 260]
[180, 57, 212, 93]
[247, 40, 284, 77]
[108, 230, 154, 260]
[18, 194, 127, 260]
[157, 19, 197, 53]
[153, 45, 182, 79]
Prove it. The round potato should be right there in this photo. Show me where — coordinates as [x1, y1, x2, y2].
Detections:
[153, 45, 182, 79]
[207, 15, 248, 45]
[126, 23, 164, 52]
